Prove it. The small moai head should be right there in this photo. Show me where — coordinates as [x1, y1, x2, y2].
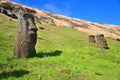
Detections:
[89, 35, 96, 43]
[96, 34, 109, 49]
[96, 34, 104, 39]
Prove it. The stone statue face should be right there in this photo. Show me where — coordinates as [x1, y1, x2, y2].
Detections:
[14, 9, 38, 58]
[23, 14, 38, 43]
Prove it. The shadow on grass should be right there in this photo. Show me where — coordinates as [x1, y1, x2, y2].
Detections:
[0, 70, 29, 79]
[37, 50, 62, 58]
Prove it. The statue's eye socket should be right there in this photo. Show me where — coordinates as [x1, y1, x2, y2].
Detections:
[30, 28, 38, 32]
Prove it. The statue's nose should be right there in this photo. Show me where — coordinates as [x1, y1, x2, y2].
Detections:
[30, 27, 38, 31]
[29, 27, 38, 35]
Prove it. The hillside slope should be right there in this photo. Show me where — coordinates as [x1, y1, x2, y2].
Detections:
[0, 11, 120, 80]
[0, 1, 120, 40]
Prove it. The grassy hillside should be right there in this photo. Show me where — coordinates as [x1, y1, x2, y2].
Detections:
[0, 13, 120, 80]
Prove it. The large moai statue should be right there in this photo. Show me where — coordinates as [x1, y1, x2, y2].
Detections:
[14, 8, 38, 58]
[96, 34, 109, 49]
[89, 35, 96, 43]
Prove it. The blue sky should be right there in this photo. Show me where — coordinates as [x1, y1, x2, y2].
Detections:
[10, 0, 120, 25]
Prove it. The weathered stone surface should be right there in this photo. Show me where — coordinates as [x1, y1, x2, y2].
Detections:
[89, 35, 96, 43]
[39, 16, 56, 26]
[0, 1, 36, 19]
[96, 34, 109, 49]
[14, 8, 38, 58]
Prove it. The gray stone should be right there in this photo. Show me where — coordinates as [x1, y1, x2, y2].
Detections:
[39, 16, 56, 26]
[14, 8, 38, 58]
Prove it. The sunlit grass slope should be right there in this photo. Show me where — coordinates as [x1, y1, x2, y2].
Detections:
[0, 13, 120, 80]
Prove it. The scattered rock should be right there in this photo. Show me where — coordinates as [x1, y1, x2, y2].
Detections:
[39, 16, 56, 26]
[116, 38, 120, 41]
[80, 23, 89, 28]
[108, 28, 115, 33]
[39, 26, 45, 30]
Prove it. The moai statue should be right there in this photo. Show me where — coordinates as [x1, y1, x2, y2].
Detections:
[96, 34, 109, 49]
[14, 8, 38, 58]
[89, 35, 96, 43]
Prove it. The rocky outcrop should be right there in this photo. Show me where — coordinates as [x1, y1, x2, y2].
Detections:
[39, 16, 56, 26]
[0, 1, 17, 18]
[0, 1, 36, 18]
[0, 1, 120, 40]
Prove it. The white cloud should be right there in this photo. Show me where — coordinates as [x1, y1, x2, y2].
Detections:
[10, 0, 72, 16]
[43, 3, 71, 16]
[10, 0, 21, 2]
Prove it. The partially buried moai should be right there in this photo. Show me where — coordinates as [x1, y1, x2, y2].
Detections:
[96, 34, 109, 49]
[89, 35, 96, 43]
[14, 8, 38, 58]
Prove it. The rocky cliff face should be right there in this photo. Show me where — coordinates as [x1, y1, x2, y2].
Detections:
[0, 1, 120, 40]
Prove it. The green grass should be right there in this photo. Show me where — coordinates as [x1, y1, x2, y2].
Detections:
[0, 13, 120, 80]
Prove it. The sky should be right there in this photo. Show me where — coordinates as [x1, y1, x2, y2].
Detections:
[10, 0, 120, 25]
